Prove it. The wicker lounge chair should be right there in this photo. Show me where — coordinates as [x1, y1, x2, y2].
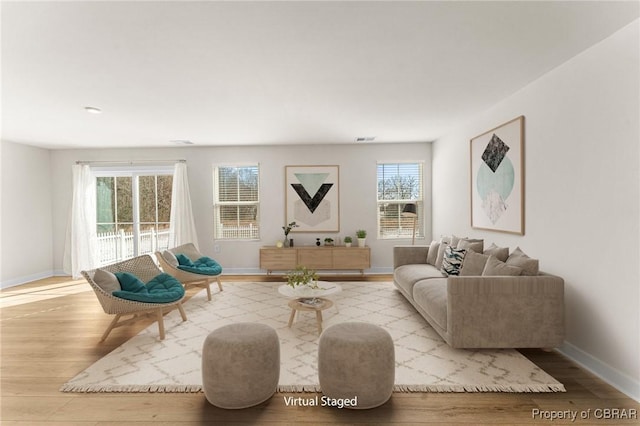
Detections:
[82, 254, 187, 342]
[156, 243, 223, 301]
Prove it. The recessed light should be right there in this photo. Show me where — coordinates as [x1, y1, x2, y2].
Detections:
[170, 140, 194, 145]
[84, 106, 102, 114]
[355, 136, 376, 142]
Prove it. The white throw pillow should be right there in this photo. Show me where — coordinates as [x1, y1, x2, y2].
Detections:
[163, 250, 179, 267]
[426, 240, 440, 265]
[93, 268, 121, 293]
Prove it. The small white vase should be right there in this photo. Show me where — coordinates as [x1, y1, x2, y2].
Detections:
[357, 238, 366, 247]
[345, 242, 352, 247]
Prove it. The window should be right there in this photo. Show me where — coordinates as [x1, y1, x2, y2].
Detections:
[213, 165, 260, 240]
[95, 167, 173, 265]
[377, 162, 424, 239]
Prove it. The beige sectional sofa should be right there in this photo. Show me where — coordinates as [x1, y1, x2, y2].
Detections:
[393, 240, 564, 349]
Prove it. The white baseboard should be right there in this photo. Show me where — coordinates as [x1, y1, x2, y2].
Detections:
[557, 341, 640, 402]
[0, 270, 54, 289]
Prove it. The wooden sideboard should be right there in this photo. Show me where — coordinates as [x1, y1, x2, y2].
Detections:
[260, 246, 371, 274]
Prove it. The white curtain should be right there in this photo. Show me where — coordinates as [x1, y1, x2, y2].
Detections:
[169, 162, 199, 248]
[63, 164, 97, 278]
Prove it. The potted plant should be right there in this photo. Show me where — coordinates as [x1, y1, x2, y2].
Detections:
[286, 265, 319, 296]
[344, 236, 353, 247]
[356, 229, 367, 247]
[324, 237, 334, 246]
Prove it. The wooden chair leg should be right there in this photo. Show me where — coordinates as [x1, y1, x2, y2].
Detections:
[100, 314, 122, 342]
[216, 276, 223, 291]
[177, 302, 187, 321]
[205, 282, 212, 301]
[156, 309, 166, 340]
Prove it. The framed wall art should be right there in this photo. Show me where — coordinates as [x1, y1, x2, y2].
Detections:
[285, 165, 340, 232]
[470, 116, 524, 235]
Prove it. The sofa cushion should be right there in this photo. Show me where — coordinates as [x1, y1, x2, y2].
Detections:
[459, 251, 490, 276]
[426, 241, 440, 265]
[506, 247, 539, 276]
[441, 246, 467, 276]
[413, 278, 448, 331]
[484, 243, 509, 262]
[482, 255, 522, 276]
[394, 264, 445, 296]
[457, 238, 484, 253]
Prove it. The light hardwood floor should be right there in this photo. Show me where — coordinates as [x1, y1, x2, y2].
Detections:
[1, 275, 638, 425]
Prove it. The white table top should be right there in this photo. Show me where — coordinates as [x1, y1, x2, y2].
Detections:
[278, 282, 342, 298]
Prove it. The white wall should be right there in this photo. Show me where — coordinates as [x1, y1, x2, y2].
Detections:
[432, 20, 639, 399]
[49, 142, 432, 274]
[0, 141, 54, 287]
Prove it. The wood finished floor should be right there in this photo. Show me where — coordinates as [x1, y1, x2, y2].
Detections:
[1, 275, 638, 425]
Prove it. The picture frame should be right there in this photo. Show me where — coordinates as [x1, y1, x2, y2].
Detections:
[285, 165, 340, 232]
[470, 116, 524, 235]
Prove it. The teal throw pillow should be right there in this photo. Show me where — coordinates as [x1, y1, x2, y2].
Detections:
[113, 273, 185, 303]
[175, 253, 195, 267]
[115, 272, 147, 292]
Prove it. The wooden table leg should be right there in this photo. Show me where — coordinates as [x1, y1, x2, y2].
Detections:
[316, 310, 323, 334]
[288, 308, 296, 327]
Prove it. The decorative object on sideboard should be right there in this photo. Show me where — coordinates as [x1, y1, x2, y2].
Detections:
[323, 238, 334, 246]
[344, 236, 352, 247]
[470, 116, 525, 235]
[401, 203, 418, 245]
[282, 221, 298, 247]
[356, 229, 367, 247]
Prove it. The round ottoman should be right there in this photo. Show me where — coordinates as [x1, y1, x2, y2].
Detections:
[202, 323, 280, 409]
[318, 322, 395, 409]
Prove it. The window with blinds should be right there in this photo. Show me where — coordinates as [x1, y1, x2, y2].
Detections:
[213, 165, 260, 240]
[376, 162, 424, 239]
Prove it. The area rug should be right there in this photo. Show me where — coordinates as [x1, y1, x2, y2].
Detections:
[61, 281, 565, 393]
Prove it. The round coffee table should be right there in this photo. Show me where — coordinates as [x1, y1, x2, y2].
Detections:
[278, 282, 342, 334]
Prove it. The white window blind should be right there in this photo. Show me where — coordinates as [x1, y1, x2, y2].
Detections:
[213, 165, 260, 240]
[376, 162, 424, 239]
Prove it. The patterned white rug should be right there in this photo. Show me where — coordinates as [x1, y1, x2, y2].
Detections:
[61, 281, 565, 393]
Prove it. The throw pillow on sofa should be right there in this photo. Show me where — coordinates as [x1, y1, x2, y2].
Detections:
[506, 247, 539, 276]
[484, 243, 509, 262]
[113, 272, 185, 303]
[426, 240, 440, 265]
[482, 255, 522, 276]
[434, 241, 450, 270]
[457, 238, 484, 253]
[441, 246, 467, 276]
[459, 251, 490, 276]
[176, 253, 195, 267]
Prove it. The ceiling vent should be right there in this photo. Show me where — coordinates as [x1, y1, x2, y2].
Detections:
[355, 136, 376, 142]
[170, 140, 194, 146]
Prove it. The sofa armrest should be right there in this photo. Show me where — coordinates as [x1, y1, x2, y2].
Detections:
[446, 275, 564, 348]
[393, 245, 430, 269]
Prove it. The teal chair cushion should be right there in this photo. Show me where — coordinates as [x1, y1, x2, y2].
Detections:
[113, 272, 185, 303]
[177, 256, 222, 276]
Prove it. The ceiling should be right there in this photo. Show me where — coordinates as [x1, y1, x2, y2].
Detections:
[2, 1, 638, 150]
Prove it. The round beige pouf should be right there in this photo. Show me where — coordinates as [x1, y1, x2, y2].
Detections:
[202, 323, 280, 409]
[318, 322, 395, 409]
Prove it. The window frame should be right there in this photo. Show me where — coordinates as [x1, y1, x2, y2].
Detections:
[93, 165, 174, 265]
[213, 164, 261, 241]
[376, 161, 425, 240]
